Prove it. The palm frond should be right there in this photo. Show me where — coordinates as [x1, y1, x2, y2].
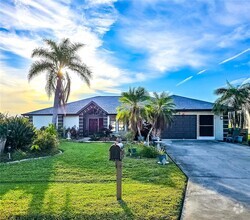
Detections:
[44, 39, 58, 52]
[68, 62, 92, 86]
[31, 48, 56, 62]
[69, 42, 84, 52]
[45, 72, 57, 98]
[28, 61, 54, 81]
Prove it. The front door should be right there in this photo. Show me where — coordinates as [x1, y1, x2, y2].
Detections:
[89, 119, 98, 134]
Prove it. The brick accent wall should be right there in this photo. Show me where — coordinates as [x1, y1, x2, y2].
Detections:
[79, 113, 84, 137]
[103, 116, 108, 128]
[28, 116, 33, 124]
[58, 115, 63, 129]
[223, 112, 229, 141]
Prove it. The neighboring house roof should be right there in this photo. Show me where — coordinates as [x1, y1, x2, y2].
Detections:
[23, 95, 214, 116]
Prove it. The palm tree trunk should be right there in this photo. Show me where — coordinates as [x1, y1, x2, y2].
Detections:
[147, 121, 156, 146]
[137, 124, 142, 138]
[52, 77, 62, 127]
[146, 122, 155, 146]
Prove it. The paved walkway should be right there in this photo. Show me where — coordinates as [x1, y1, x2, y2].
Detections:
[165, 140, 250, 220]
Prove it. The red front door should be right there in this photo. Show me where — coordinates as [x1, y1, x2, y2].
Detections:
[89, 119, 98, 134]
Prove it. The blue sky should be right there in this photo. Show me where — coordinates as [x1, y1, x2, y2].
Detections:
[0, 0, 250, 114]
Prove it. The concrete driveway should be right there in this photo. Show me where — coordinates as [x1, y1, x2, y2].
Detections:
[166, 140, 250, 220]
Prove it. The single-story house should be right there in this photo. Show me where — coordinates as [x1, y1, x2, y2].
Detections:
[23, 95, 228, 140]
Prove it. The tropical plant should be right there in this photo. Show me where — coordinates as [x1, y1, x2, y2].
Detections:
[33, 130, 59, 151]
[116, 87, 149, 137]
[28, 38, 92, 126]
[30, 144, 41, 151]
[45, 124, 58, 137]
[125, 131, 135, 142]
[145, 92, 175, 145]
[4, 116, 36, 151]
[139, 146, 159, 158]
[213, 82, 250, 129]
[0, 113, 8, 139]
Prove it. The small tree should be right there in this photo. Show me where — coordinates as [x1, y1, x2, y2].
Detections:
[145, 92, 175, 146]
[3, 115, 36, 151]
[213, 82, 250, 129]
[117, 87, 149, 137]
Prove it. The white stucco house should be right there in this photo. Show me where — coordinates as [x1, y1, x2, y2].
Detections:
[23, 95, 227, 140]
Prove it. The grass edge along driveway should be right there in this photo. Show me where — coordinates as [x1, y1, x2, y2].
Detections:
[0, 141, 186, 220]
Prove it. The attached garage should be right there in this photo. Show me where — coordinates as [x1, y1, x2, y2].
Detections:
[162, 115, 197, 139]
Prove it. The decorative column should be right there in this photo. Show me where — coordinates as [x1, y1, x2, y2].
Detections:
[223, 112, 229, 141]
[103, 114, 108, 129]
[79, 113, 84, 137]
[58, 115, 63, 129]
[107, 115, 110, 129]
[115, 120, 119, 133]
[28, 116, 33, 124]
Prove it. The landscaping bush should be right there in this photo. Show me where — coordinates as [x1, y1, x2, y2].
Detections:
[125, 131, 135, 142]
[0, 113, 8, 139]
[45, 124, 58, 136]
[89, 128, 114, 141]
[2, 115, 36, 151]
[139, 146, 159, 158]
[89, 133, 101, 141]
[57, 126, 66, 138]
[100, 127, 112, 137]
[65, 126, 79, 139]
[33, 130, 59, 152]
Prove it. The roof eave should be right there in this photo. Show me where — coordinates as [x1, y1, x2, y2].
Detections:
[175, 109, 213, 111]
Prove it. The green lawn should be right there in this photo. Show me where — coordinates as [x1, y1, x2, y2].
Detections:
[0, 141, 186, 220]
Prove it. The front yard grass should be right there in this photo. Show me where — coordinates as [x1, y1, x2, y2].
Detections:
[0, 141, 186, 219]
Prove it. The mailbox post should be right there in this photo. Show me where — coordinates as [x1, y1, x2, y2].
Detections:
[109, 144, 123, 200]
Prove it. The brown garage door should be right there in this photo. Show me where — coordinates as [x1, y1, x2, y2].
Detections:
[162, 115, 197, 139]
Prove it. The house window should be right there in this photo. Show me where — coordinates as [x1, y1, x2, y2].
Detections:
[118, 121, 125, 131]
[109, 115, 116, 132]
[199, 115, 214, 136]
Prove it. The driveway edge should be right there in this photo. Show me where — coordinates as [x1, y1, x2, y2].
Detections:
[166, 150, 189, 220]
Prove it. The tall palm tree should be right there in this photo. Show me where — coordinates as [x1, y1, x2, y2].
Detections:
[116, 87, 149, 137]
[213, 81, 250, 128]
[28, 38, 92, 126]
[145, 92, 175, 145]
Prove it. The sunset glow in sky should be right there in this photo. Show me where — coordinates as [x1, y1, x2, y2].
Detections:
[0, 0, 250, 114]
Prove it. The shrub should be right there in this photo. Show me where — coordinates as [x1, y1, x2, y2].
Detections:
[2, 115, 36, 151]
[0, 113, 8, 139]
[125, 131, 135, 142]
[89, 133, 101, 141]
[100, 128, 112, 137]
[45, 124, 58, 136]
[30, 144, 41, 151]
[33, 130, 59, 151]
[57, 126, 65, 138]
[65, 126, 79, 139]
[139, 146, 158, 158]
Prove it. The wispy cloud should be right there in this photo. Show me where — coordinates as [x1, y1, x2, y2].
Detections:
[197, 69, 207, 75]
[229, 77, 248, 85]
[219, 48, 250, 64]
[241, 77, 250, 85]
[176, 76, 193, 86]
